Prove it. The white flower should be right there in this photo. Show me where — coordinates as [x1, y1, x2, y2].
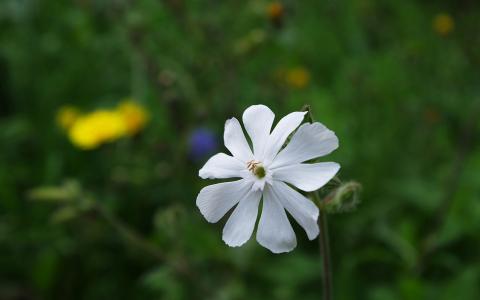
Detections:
[196, 105, 340, 253]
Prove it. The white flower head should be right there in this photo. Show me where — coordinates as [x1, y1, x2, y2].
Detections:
[196, 105, 340, 253]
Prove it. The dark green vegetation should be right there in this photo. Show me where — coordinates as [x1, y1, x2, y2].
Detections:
[1, 1, 479, 299]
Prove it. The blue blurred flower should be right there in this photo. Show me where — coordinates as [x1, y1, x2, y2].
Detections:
[188, 128, 218, 162]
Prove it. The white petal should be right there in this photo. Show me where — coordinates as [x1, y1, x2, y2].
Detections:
[273, 162, 340, 192]
[256, 185, 297, 253]
[270, 181, 319, 240]
[263, 111, 306, 165]
[270, 122, 339, 169]
[199, 153, 246, 179]
[224, 118, 254, 162]
[242, 105, 275, 159]
[222, 189, 262, 247]
[196, 179, 252, 223]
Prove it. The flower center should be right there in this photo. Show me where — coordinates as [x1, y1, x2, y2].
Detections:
[247, 160, 266, 179]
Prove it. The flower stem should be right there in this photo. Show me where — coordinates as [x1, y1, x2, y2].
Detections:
[93, 203, 192, 277]
[91, 203, 213, 297]
[95, 203, 166, 261]
[319, 209, 333, 300]
[303, 104, 333, 300]
[313, 191, 334, 300]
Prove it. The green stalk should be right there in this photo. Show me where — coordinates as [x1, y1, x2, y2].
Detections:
[303, 104, 333, 300]
[312, 192, 333, 300]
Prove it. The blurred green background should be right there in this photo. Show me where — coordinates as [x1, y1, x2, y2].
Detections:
[1, 0, 480, 299]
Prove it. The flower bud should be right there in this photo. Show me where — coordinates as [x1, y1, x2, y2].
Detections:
[322, 181, 361, 213]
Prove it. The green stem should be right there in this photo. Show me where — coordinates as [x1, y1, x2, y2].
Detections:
[319, 209, 333, 300]
[93, 203, 191, 277]
[91, 203, 215, 298]
[95, 203, 165, 261]
[313, 192, 334, 300]
[303, 104, 333, 300]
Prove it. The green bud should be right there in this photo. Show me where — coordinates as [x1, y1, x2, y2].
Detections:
[322, 181, 362, 213]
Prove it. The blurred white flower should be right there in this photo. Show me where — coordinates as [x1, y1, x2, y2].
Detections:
[196, 105, 340, 253]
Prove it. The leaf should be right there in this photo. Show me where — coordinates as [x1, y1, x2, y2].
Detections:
[141, 266, 184, 300]
[50, 206, 78, 224]
[28, 180, 81, 203]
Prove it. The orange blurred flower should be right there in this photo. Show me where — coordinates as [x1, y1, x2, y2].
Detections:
[433, 13, 454, 36]
[423, 107, 441, 125]
[285, 67, 310, 89]
[266, 1, 284, 27]
[267, 2, 284, 20]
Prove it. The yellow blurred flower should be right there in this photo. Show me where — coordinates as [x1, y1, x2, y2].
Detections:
[60, 99, 148, 150]
[68, 110, 126, 150]
[117, 100, 148, 135]
[56, 105, 80, 130]
[267, 2, 284, 20]
[433, 13, 454, 36]
[285, 67, 310, 89]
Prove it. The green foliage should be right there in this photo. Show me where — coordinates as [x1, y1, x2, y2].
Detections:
[1, 0, 480, 299]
